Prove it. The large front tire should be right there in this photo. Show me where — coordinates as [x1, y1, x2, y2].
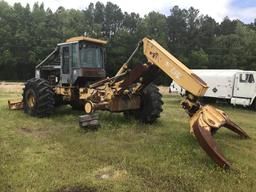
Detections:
[124, 84, 163, 124]
[23, 78, 55, 117]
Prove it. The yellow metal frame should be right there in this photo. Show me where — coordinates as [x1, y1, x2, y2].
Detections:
[54, 87, 72, 96]
[142, 38, 208, 96]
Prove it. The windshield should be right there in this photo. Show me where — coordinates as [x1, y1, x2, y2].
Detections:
[80, 44, 103, 68]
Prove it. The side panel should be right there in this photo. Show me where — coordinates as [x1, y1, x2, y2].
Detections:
[196, 73, 234, 99]
[170, 76, 234, 99]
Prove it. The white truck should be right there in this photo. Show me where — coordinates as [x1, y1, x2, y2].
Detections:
[170, 69, 256, 109]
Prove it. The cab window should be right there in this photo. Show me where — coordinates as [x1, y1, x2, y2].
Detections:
[239, 74, 255, 83]
[248, 74, 255, 83]
[72, 44, 78, 68]
[62, 47, 70, 74]
[80, 43, 103, 68]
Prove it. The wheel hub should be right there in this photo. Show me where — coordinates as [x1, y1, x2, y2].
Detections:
[27, 91, 36, 108]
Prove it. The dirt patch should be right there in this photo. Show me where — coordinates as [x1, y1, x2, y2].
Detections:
[94, 166, 127, 180]
[0, 82, 24, 92]
[55, 185, 97, 192]
[20, 127, 33, 133]
[19, 127, 49, 139]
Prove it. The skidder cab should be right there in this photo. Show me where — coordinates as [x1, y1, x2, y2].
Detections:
[36, 36, 107, 86]
[28, 36, 108, 112]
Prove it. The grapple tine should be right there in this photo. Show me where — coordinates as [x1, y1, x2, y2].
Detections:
[191, 117, 231, 168]
[224, 120, 250, 139]
[213, 108, 250, 138]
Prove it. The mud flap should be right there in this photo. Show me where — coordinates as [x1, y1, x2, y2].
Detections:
[190, 105, 249, 168]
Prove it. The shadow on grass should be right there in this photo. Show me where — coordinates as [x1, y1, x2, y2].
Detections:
[51, 105, 156, 133]
[52, 106, 84, 117]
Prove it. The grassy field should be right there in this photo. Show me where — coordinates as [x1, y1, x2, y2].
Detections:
[0, 86, 255, 192]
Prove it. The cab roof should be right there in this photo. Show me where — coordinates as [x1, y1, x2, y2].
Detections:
[65, 36, 107, 45]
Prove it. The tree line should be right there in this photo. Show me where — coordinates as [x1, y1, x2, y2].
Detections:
[0, 1, 256, 84]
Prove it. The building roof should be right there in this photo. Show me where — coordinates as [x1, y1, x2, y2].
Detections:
[65, 36, 107, 45]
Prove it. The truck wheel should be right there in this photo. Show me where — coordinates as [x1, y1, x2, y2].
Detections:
[23, 78, 54, 117]
[124, 84, 163, 124]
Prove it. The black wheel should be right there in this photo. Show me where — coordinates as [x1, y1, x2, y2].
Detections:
[23, 78, 54, 117]
[124, 84, 163, 124]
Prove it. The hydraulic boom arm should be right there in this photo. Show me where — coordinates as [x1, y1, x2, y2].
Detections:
[142, 38, 208, 97]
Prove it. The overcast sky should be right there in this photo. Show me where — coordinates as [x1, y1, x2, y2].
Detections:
[5, 0, 256, 23]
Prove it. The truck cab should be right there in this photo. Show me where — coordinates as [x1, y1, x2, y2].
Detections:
[232, 71, 256, 107]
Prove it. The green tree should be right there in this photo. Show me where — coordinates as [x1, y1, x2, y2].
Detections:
[199, 15, 218, 50]
[167, 6, 188, 56]
[142, 12, 168, 47]
[0, 0, 256, 82]
[188, 49, 209, 69]
[104, 2, 123, 38]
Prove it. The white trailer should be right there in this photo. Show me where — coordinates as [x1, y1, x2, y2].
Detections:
[170, 69, 256, 109]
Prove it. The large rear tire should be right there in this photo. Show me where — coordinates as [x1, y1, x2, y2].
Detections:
[124, 84, 163, 124]
[23, 78, 55, 117]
